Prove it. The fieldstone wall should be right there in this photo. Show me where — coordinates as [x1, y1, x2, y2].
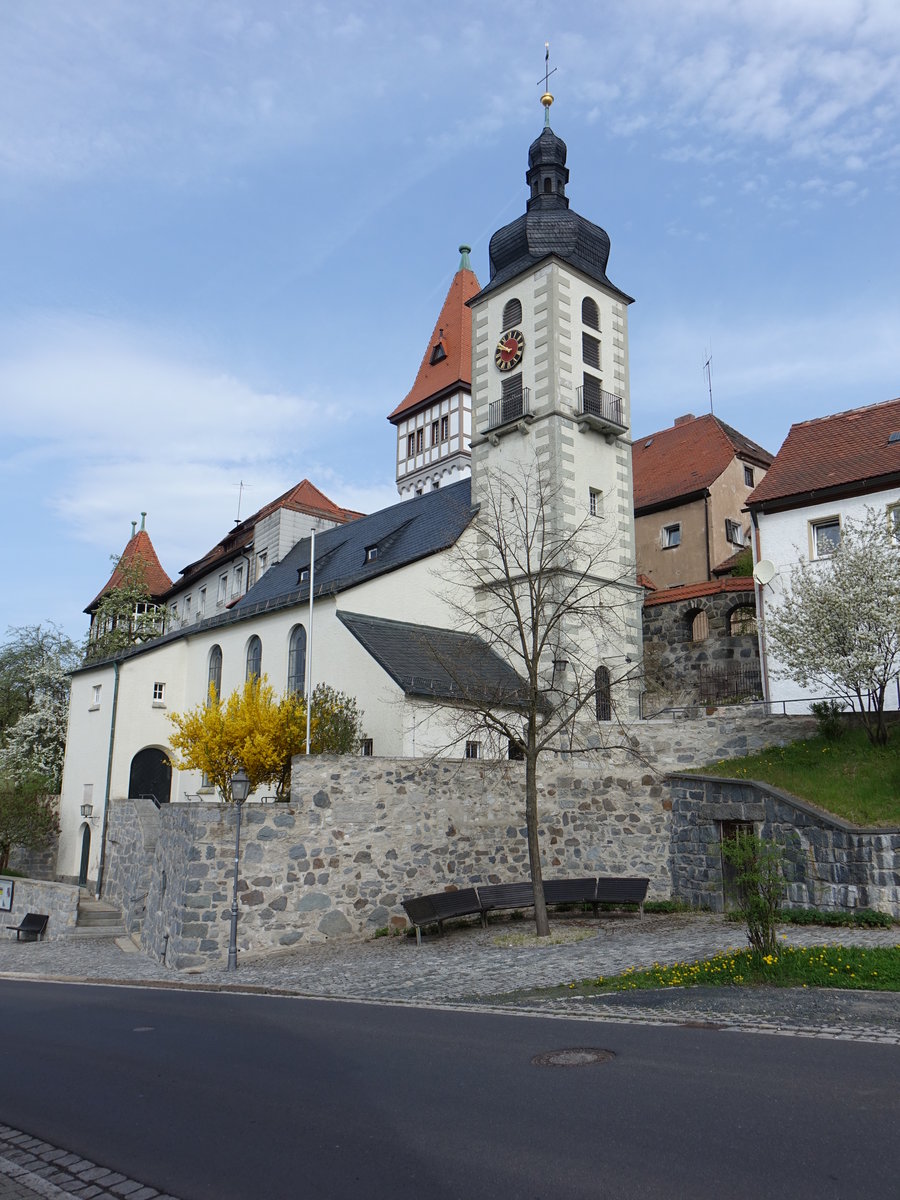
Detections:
[643, 588, 760, 707]
[104, 798, 161, 936]
[1, 876, 80, 941]
[7, 795, 60, 882]
[670, 775, 900, 917]
[136, 757, 672, 970]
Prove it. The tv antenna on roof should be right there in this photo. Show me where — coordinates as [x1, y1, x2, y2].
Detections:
[703, 345, 714, 415]
[235, 479, 251, 525]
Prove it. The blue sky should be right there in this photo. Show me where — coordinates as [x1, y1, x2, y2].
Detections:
[2, 1, 898, 640]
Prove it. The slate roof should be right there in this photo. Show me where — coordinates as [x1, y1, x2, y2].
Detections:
[85, 528, 173, 614]
[747, 396, 900, 510]
[336, 610, 530, 706]
[473, 123, 633, 304]
[388, 258, 480, 422]
[234, 478, 476, 613]
[168, 479, 363, 596]
[633, 414, 773, 514]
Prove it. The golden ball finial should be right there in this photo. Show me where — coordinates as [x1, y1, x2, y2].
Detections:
[541, 92, 554, 109]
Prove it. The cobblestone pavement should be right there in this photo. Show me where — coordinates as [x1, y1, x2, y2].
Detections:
[0, 1125, 181, 1200]
[2, 913, 898, 1042]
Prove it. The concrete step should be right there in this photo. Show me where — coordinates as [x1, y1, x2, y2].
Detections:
[70, 924, 128, 939]
[76, 897, 125, 933]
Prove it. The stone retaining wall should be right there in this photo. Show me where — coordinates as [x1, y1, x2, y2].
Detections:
[1, 875, 80, 941]
[670, 775, 900, 916]
[104, 798, 161, 936]
[138, 757, 672, 970]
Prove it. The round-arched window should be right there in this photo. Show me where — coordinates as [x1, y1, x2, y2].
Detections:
[287, 625, 307, 695]
[207, 644, 223, 702]
[502, 298, 522, 328]
[246, 635, 262, 681]
[582, 297, 599, 330]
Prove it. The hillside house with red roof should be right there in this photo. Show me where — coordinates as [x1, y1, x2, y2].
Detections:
[747, 396, 900, 712]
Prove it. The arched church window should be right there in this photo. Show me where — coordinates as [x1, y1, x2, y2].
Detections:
[502, 298, 522, 328]
[207, 645, 222, 703]
[543, 177, 553, 194]
[595, 666, 612, 722]
[582, 297, 600, 330]
[287, 625, 307, 695]
[245, 635, 262, 681]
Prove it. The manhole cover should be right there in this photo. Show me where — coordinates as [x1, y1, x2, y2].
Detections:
[532, 1047, 615, 1068]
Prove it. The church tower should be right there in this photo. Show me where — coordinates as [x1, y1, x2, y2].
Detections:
[468, 92, 643, 715]
[388, 247, 480, 498]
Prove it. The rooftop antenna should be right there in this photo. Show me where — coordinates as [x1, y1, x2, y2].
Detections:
[703, 346, 714, 415]
[235, 480, 250, 525]
[538, 42, 557, 125]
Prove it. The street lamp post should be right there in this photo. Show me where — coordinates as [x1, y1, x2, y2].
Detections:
[226, 767, 251, 971]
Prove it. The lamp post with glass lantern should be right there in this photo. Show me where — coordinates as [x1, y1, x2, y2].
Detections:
[226, 767, 250, 970]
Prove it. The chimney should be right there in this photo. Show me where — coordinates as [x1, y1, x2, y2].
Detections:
[674, 413, 696, 426]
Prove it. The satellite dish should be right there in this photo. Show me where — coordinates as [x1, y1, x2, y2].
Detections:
[753, 559, 776, 585]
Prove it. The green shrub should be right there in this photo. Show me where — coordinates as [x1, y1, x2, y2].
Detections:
[721, 831, 784, 959]
[779, 906, 892, 928]
[810, 699, 845, 740]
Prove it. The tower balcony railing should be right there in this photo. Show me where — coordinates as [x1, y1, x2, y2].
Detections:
[576, 385, 628, 434]
[487, 387, 531, 432]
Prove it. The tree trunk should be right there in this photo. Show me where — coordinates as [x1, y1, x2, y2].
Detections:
[525, 751, 550, 936]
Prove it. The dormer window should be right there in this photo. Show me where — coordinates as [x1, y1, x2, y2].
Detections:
[430, 341, 447, 365]
[299, 568, 309, 583]
[365, 546, 378, 563]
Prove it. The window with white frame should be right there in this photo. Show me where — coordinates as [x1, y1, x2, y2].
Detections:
[725, 519, 744, 546]
[406, 432, 415, 458]
[589, 488, 603, 517]
[440, 414, 449, 441]
[245, 636, 262, 681]
[198, 587, 207, 616]
[888, 502, 900, 545]
[744, 465, 755, 488]
[287, 625, 306, 695]
[416, 428, 424, 453]
[232, 564, 243, 596]
[810, 517, 841, 558]
[217, 573, 228, 604]
[90, 684, 102, 708]
[360, 738, 374, 757]
[257, 550, 268, 577]
[184, 594, 192, 619]
[662, 523, 681, 549]
[152, 682, 165, 703]
[431, 419, 440, 445]
[465, 740, 480, 759]
[207, 645, 223, 703]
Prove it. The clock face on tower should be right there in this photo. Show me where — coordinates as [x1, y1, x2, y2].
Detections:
[494, 328, 525, 372]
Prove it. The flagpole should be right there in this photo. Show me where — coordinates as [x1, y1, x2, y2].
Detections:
[305, 527, 315, 755]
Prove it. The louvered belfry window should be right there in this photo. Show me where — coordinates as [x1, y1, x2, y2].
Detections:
[582, 297, 600, 329]
[502, 298, 522, 327]
[583, 333, 600, 369]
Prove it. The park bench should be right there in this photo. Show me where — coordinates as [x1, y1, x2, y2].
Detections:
[6, 913, 49, 942]
[476, 882, 535, 925]
[596, 876, 650, 920]
[401, 888, 482, 945]
[543, 877, 601, 913]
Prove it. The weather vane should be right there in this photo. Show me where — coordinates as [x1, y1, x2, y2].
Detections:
[538, 42, 557, 123]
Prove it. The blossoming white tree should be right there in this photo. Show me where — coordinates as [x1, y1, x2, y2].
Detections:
[766, 509, 900, 746]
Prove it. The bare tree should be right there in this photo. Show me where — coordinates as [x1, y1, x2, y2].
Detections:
[430, 458, 641, 936]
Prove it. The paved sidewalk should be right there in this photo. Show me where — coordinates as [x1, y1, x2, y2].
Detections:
[2, 912, 898, 1042]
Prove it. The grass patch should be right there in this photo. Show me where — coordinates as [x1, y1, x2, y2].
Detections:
[693, 727, 900, 825]
[566, 944, 900, 994]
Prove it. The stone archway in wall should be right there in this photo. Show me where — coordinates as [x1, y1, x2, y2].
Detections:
[128, 747, 172, 805]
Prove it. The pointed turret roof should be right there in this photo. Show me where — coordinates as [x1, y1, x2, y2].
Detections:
[388, 247, 480, 423]
[85, 519, 172, 614]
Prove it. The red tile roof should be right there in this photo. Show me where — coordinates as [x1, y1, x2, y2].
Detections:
[747, 396, 900, 509]
[643, 577, 756, 608]
[633, 414, 773, 513]
[85, 528, 173, 613]
[388, 265, 481, 422]
[172, 479, 363, 590]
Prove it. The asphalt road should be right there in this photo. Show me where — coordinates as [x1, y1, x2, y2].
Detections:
[2, 980, 898, 1200]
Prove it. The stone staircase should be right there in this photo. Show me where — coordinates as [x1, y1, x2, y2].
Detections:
[73, 892, 127, 938]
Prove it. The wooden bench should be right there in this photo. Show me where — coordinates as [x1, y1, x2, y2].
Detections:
[476, 882, 534, 926]
[401, 888, 482, 944]
[596, 876, 650, 920]
[6, 913, 49, 942]
[543, 877, 601, 914]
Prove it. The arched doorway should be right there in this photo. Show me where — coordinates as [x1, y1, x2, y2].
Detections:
[78, 825, 91, 886]
[128, 747, 172, 804]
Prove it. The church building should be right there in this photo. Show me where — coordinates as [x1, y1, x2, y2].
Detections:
[57, 95, 643, 891]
